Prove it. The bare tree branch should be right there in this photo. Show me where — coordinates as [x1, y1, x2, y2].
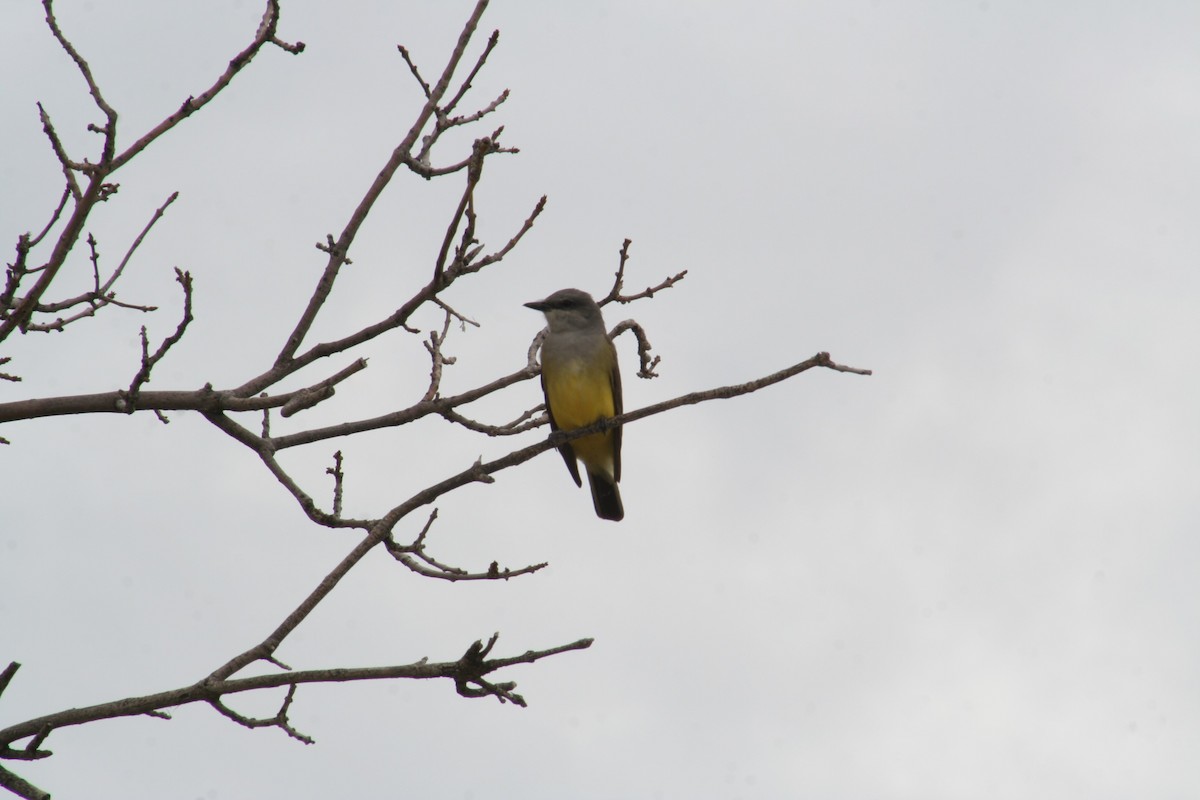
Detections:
[28, 187, 72, 250]
[422, 311, 456, 402]
[0, 171, 110, 341]
[210, 684, 314, 745]
[438, 404, 545, 436]
[381, 352, 873, 526]
[272, 0, 491, 368]
[326, 450, 345, 517]
[444, 29, 500, 117]
[0, 764, 49, 800]
[0, 357, 368, 424]
[35, 103, 81, 199]
[101, 191, 178, 296]
[0, 0, 302, 346]
[108, 0, 306, 172]
[599, 238, 688, 307]
[610, 319, 663, 379]
[384, 509, 548, 581]
[0, 665, 18, 702]
[122, 269, 193, 409]
[20, 196, 173, 331]
[0, 636, 591, 760]
[397, 43, 433, 99]
[42, 0, 116, 137]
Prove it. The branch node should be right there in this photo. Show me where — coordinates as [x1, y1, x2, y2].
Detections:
[314, 234, 352, 265]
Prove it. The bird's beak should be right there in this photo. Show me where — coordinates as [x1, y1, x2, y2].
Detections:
[524, 299, 548, 311]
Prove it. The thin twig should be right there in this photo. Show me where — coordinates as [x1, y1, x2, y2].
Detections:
[598, 240, 688, 306]
[43, 0, 116, 135]
[210, 683, 314, 745]
[460, 194, 546, 274]
[439, 405, 544, 436]
[384, 513, 546, 581]
[104, 191, 179, 294]
[444, 29, 500, 115]
[29, 186, 73, 248]
[122, 269, 193, 409]
[109, 0, 305, 172]
[35, 103, 81, 198]
[609, 320, 662, 379]
[397, 44, 432, 98]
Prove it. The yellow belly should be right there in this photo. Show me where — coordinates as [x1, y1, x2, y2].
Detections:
[544, 363, 615, 472]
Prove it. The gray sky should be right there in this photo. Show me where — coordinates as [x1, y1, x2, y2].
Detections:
[3, 1, 1199, 798]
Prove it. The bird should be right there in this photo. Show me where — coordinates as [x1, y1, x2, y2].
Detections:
[525, 288, 624, 521]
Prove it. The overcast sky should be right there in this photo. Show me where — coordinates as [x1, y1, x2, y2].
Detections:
[3, 2, 1200, 798]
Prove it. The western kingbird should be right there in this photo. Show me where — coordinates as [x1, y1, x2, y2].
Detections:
[525, 288, 624, 521]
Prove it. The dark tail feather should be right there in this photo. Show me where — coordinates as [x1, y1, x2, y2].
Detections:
[587, 470, 624, 522]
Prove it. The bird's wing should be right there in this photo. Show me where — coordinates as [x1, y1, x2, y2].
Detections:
[541, 369, 582, 487]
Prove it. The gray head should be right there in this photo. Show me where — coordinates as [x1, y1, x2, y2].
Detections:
[524, 288, 605, 333]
